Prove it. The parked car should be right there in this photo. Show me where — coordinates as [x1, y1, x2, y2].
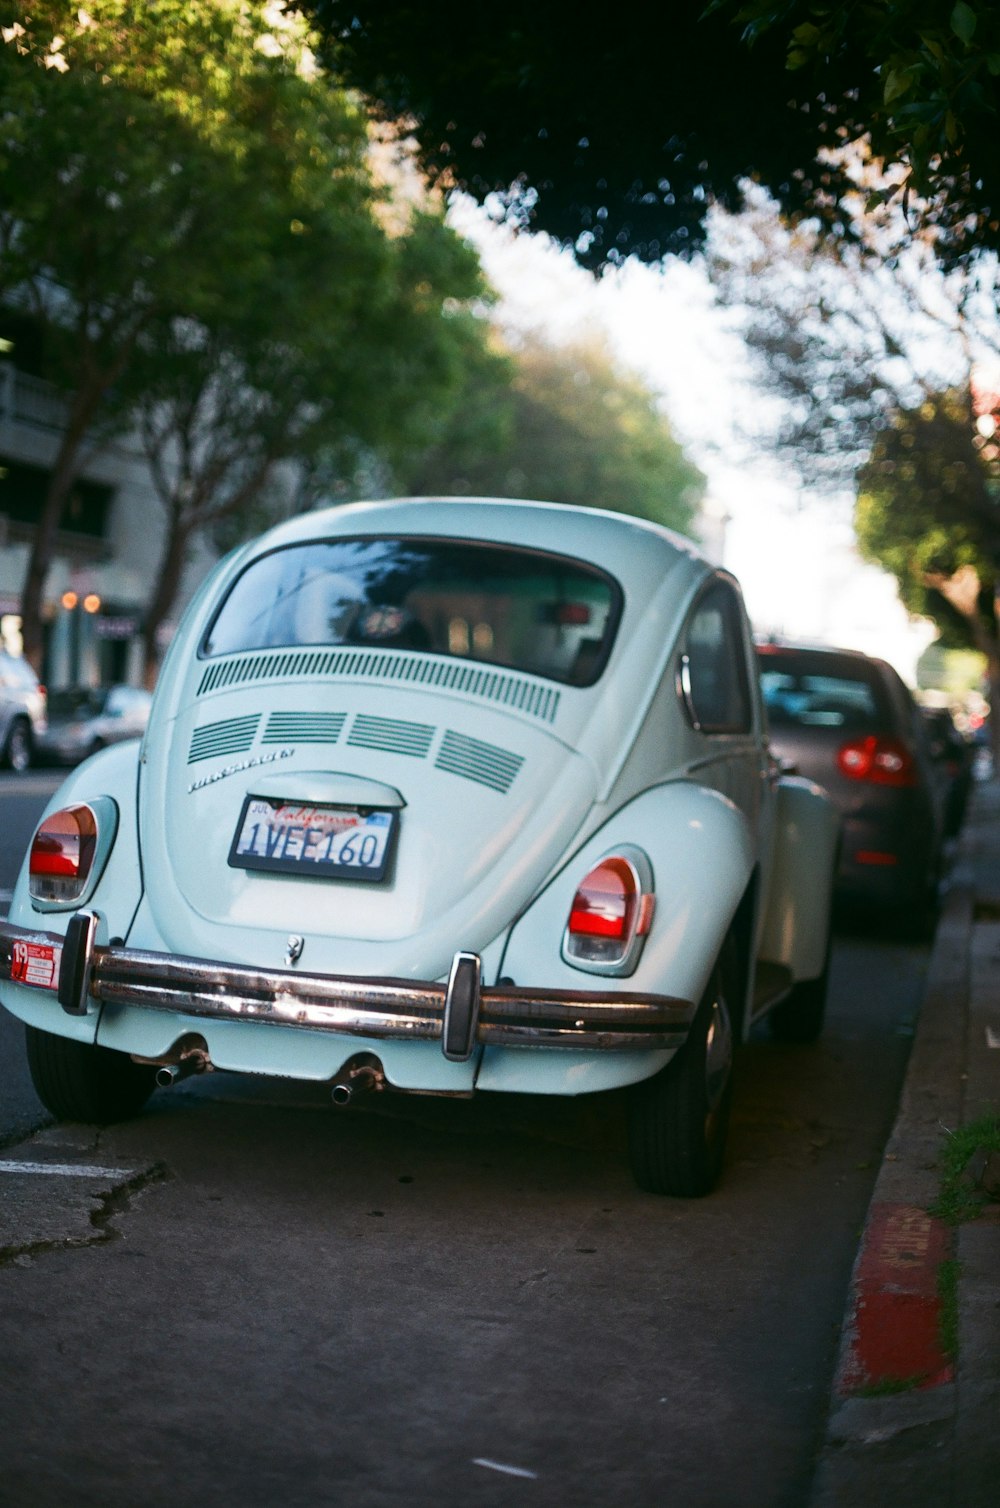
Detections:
[38, 684, 153, 765]
[0, 649, 47, 773]
[920, 704, 975, 838]
[756, 641, 944, 928]
[0, 499, 839, 1196]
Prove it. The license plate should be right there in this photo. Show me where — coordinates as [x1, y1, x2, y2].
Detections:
[228, 797, 397, 882]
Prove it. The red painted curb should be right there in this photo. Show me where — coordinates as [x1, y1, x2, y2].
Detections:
[837, 1203, 955, 1393]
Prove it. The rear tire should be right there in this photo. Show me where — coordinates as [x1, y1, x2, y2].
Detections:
[3, 718, 32, 773]
[627, 961, 734, 1196]
[26, 1025, 156, 1123]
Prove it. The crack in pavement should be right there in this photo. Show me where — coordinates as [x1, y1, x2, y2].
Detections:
[0, 1161, 169, 1268]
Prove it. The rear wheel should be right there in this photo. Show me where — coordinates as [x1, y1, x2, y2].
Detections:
[26, 1025, 157, 1124]
[3, 717, 32, 773]
[627, 961, 735, 1196]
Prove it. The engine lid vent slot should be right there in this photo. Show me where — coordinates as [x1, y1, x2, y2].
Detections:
[346, 715, 435, 759]
[188, 715, 261, 765]
[435, 730, 524, 793]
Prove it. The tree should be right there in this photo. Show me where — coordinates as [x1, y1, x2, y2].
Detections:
[399, 332, 704, 535]
[0, 1, 499, 674]
[134, 208, 498, 680]
[855, 387, 1000, 746]
[707, 185, 1000, 729]
[1, 1, 249, 664]
[704, 183, 995, 486]
[305, 0, 1000, 269]
[1, 2, 338, 664]
[730, 0, 1000, 265]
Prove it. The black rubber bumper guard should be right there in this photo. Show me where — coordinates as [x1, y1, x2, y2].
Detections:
[0, 913, 695, 1057]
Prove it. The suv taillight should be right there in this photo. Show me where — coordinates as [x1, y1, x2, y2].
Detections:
[29, 805, 100, 903]
[836, 735, 917, 787]
[562, 852, 655, 974]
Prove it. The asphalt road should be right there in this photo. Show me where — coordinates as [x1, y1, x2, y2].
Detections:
[0, 772, 930, 1507]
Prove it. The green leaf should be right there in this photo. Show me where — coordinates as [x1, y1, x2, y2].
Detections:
[884, 69, 914, 104]
[951, 3, 978, 45]
[987, 53, 1000, 75]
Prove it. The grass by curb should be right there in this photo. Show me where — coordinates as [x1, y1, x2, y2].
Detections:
[930, 1114, 1000, 1226]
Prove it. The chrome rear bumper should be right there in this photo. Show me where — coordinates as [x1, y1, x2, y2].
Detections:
[0, 913, 694, 1059]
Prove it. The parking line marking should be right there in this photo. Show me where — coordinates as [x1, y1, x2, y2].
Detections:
[0, 1161, 136, 1179]
[472, 1460, 538, 1480]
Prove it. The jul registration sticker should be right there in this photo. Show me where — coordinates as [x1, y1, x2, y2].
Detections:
[11, 939, 62, 990]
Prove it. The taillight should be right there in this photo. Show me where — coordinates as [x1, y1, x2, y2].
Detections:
[836, 736, 917, 787]
[562, 850, 655, 974]
[28, 802, 111, 905]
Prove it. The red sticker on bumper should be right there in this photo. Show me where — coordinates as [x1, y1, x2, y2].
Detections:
[11, 940, 62, 991]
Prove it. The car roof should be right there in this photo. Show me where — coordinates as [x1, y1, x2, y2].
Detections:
[247, 496, 710, 605]
[756, 640, 899, 680]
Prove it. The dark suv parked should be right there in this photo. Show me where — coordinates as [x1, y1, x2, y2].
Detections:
[756, 642, 944, 927]
[0, 650, 47, 772]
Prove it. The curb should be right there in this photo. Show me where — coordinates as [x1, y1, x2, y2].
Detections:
[809, 788, 1000, 1507]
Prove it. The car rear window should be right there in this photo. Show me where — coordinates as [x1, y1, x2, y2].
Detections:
[202, 537, 622, 688]
[757, 655, 887, 730]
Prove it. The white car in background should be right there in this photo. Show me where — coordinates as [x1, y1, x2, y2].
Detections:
[0, 498, 838, 1195]
[0, 649, 47, 772]
[38, 684, 153, 766]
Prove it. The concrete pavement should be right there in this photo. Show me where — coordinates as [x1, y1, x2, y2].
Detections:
[810, 777, 1000, 1506]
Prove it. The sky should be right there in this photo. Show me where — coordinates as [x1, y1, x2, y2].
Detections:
[448, 198, 937, 685]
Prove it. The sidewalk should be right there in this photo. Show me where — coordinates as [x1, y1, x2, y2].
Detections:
[810, 779, 1000, 1506]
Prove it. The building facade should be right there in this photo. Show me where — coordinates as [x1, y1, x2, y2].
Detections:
[0, 358, 217, 688]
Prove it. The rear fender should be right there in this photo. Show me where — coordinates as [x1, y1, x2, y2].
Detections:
[758, 776, 839, 981]
[499, 781, 756, 1016]
[0, 742, 144, 1042]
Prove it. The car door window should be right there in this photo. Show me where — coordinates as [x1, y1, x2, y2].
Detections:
[681, 581, 752, 734]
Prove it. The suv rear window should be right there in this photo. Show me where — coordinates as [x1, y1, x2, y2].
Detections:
[202, 537, 621, 688]
[757, 652, 887, 731]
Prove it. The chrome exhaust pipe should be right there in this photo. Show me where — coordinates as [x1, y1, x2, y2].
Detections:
[156, 1053, 208, 1088]
[330, 1056, 385, 1106]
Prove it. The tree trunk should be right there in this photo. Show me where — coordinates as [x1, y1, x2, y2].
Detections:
[141, 516, 190, 688]
[18, 397, 94, 671]
[926, 567, 1000, 774]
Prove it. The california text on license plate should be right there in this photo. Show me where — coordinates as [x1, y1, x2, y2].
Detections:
[228, 797, 397, 881]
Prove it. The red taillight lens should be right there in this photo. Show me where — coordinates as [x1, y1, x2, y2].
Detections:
[29, 805, 99, 902]
[563, 854, 655, 970]
[836, 736, 917, 787]
[569, 857, 638, 940]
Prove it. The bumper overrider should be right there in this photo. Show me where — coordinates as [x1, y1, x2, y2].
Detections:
[0, 912, 695, 1061]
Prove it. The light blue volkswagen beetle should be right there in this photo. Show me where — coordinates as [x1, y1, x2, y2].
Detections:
[0, 499, 839, 1195]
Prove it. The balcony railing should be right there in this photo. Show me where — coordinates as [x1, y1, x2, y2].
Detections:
[0, 361, 70, 433]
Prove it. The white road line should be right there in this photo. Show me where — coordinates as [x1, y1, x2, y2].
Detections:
[0, 1160, 136, 1179]
[472, 1460, 539, 1480]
